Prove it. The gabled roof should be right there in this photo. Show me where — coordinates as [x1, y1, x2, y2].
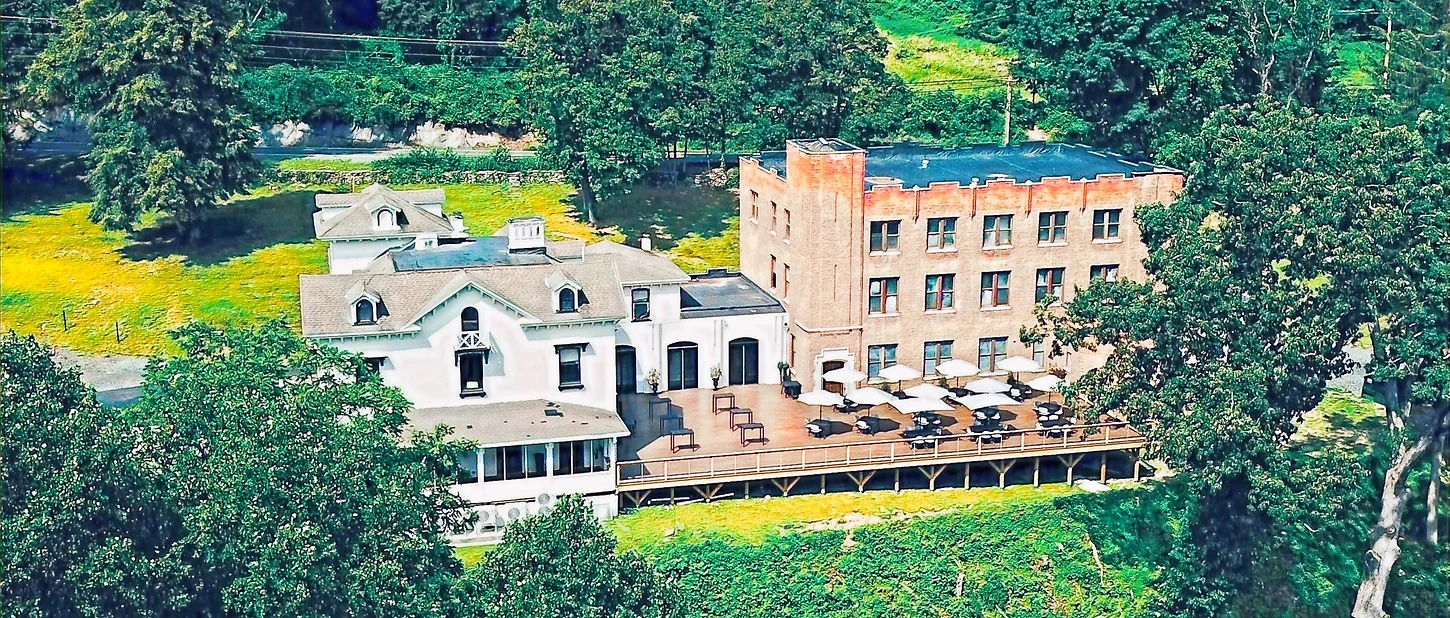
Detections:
[313, 186, 454, 240]
[314, 185, 445, 208]
[583, 240, 690, 285]
[299, 261, 628, 337]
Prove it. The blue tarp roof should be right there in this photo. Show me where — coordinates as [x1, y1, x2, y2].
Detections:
[391, 237, 550, 271]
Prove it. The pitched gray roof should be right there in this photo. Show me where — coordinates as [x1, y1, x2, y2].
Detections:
[299, 260, 627, 337]
[409, 399, 630, 446]
[314, 185, 445, 208]
[313, 186, 453, 240]
[583, 241, 690, 285]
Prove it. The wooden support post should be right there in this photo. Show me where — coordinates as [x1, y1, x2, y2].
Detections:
[846, 470, 875, 492]
[1034, 458, 1041, 487]
[988, 460, 1016, 488]
[626, 490, 648, 509]
[694, 484, 723, 502]
[1100, 453, 1109, 482]
[821, 474, 827, 494]
[745, 480, 750, 498]
[919, 466, 946, 491]
[1133, 449, 1143, 481]
[964, 463, 971, 489]
[770, 477, 800, 497]
[894, 468, 901, 492]
[1058, 454, 1085, 485]
[670, 487, 676, 504]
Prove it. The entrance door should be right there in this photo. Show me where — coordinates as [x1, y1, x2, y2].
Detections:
[615, 345, 637, 393]
[667, 343, 699, 390]
[728, 338, 759, 385]
[822, 360, 845, 394]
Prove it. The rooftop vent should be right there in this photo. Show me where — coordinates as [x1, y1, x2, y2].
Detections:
[920, 159, 929, 169]
[543, 401, 563, 417]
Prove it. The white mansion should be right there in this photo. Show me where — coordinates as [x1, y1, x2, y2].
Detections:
[299, 185, 787, 541]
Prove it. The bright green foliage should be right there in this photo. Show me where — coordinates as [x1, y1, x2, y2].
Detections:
[511, 0, 696, 220]
[238, 60, 528, 131]
[377, 0, 523, 39]
[970, 0, 1338, 152]
[1034, 100, 1450, 617]
[133, 322, 470, 617]
[457, 494, 682, 618]
[371, 148, 549, 182]
[1, 334, 185, 618]
[29, 0, 260, 241]
[640, 486, 1182, 618]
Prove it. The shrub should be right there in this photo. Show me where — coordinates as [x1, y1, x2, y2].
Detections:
[370, 147, 550, 183]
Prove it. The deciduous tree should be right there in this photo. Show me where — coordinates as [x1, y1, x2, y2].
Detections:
[29, 0, 260, 242]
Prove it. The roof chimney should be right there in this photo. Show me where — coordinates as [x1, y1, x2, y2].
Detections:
[639, 235, 652, 252]
[506, 217, 546, 252]
[920, 159, 929, 169]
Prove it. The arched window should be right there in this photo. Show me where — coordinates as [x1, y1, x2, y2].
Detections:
[355, 298, 376, 325]
[558, 288, 577, 313]
[461, 307, 480, 332]
[376, 209, 394, 228]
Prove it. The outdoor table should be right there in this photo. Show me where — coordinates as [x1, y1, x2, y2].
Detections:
[648, 397, 671, 420]
[805, 419, 827, 438]
[667, 428, 696, 452]
[855, 415, 880, 435]
[729, 407, 754, 429]
[738, 422, 766, 446]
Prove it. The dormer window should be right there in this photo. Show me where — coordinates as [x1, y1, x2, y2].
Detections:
[355, 298, 377, 325]
[559, 288, 578, 313]
[461, 307, 479, 332]
[376, 209, 395, 228]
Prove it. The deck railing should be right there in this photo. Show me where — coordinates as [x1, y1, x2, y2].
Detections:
[617, 421, 1143, 486]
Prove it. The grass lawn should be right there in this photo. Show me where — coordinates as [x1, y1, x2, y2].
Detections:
[273, 157, 375, 172]
[883, 33, 1009, 92]
[2, 181, 738, 356]
[607, 484, 1077, 551]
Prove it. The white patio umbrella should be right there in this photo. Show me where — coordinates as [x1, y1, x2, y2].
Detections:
[933, 359, 980, 381]
[822, 367, 867, 384]
[845, 386, 894, 406]
[877, 364, 923, 382]
[1026, 375, 1064, 399]
[799, 389, 845, 419]
[888, 397, 953, 414]
[997, 355, 1044, 374]
[955, 392, 1020, 410]
[964, 377, 1013, 394]
[904, 383, 953, 399]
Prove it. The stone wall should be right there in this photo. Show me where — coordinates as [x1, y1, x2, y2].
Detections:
[263, 167, 565, 187]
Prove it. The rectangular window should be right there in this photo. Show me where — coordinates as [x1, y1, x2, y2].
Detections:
[980, 271, 1011, 308]
[631, 288, 650, 321]
[927, 217, 957, 250]
[1038, 211, 1068, 244]
[783, 264, 791, 299]
[750, 190, 759, 220]
[783, 209, 791, 240]
[456, 450, 480, 484]
[977, 337, 1008, 372]
[867, 344, 898, 378]
[869, 220, 900, 252]
[363, 356, 386, 375]
[771, 202, 779, 233]
[868, 277, 899, 315]
[1090, 264, 1120, 282]
[1035, 267, 1065, 303]
[492, 444, 548, 481]
[769, 255, 777, 288]
[459, 352, 485, 396]
[557, 345, 583, 390]
[924, 341, 953, 375]
[982, 215, 1013, 248]
[1033, 341, 1046, 366]
[1093, 209, 1122, 240]
[553, 438, 611, 476]
[924, 274, 955, 311]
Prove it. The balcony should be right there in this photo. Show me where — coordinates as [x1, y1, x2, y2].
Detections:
[456, 331, 490, 352]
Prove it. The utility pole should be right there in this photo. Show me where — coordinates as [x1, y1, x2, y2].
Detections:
[1002, 77, 1013, 146]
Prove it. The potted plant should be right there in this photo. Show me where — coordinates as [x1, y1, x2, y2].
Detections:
[645, 369, 661, 394]
[777, 361, 791, 382]
[710, 364, 724, 389]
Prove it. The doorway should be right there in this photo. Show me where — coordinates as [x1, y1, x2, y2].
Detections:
[727, 337, 759, 385]
[821, 360, 845, 394]
[615, 345, 637, 393]
[667, 342, 699, 390]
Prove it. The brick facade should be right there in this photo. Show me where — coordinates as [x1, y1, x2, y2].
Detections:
[739, 139, 1184, 391]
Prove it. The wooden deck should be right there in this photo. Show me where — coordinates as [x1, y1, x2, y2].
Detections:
[616, 384, 1146, 492]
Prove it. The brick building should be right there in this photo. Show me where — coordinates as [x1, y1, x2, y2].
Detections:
[738, 138, 1184, 393]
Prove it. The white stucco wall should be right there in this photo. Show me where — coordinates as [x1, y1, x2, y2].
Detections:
[326, 239, 411, 274]
[320, 287, 618, 410]
[616, 285, 788, 393]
